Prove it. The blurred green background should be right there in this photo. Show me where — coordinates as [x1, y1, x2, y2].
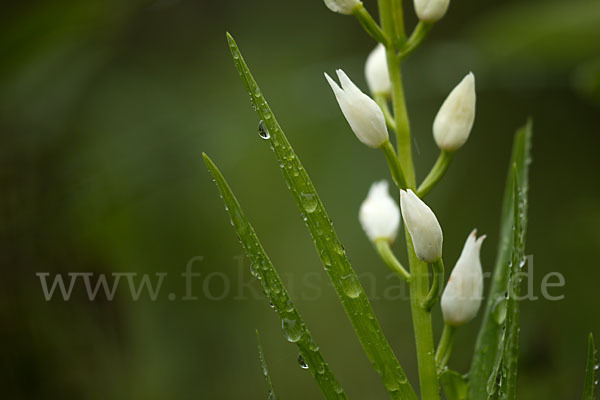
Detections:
[1, 0, 599, 398]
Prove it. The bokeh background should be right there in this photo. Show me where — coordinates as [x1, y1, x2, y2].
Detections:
[1, 0, 599, 398]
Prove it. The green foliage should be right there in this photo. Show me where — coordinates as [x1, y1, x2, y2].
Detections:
[440, 369, 468, 400]
[224, 32, 416, 400]
[468, 121, 532, 399]
[583, 333, 598, 400]
[203, 154, 347, 399]
[256, 331, 277, 400]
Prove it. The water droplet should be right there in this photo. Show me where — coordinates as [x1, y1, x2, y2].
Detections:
[282, 318, 303, 343]
[258, 120, 270, 139]
[340, 274, 361, 299]
[316, 363, 325, 374]
[492, 296, 507, 325]
[267, 391, 276, 400]
[594, 364, 599, 371]
[297, 354, 308, 369]
[300, 192, 318, 213]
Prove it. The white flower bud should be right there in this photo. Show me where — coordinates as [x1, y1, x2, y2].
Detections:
[400, 189, 443, 262]
[414, 0, 450, 22]
[323, 0, 362, 15]
[441, 230, 485, 326]
[433, 72, 476, 152]
[325, 69, 389, 148]
[359, 181, 400, 243]
[365, 44, 391, 95]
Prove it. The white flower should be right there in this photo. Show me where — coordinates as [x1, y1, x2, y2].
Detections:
[359, 181, 400, 243]
[365, 44, 391, 95]
[400, 189, 443, 262]
[323, 0, 362, 15]
[433, 72, 476, 152]
[441, 230, 485, 326]
[414, 0, 450, 22]
[325, 69, 389, 148]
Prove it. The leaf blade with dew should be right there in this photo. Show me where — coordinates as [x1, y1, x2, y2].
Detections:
[203, 154, 347, 399]
[225, 32, 417, 400]
[582, 333, 598, 400]
[498, 167, 529, 400]
[468, 120, 532, 400]
[256, 330, 277, 400]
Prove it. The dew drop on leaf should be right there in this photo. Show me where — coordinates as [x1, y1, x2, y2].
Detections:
[282, 318, 302, 343]
[258, 120, 270, 139]
[300, 192, 318, 213]
[340, 274, 361, 299]
[297, 353, 308, 369]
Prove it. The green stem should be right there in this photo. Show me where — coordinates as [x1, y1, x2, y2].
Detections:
[435, 324, 456, 370]
[381, 140, 407, 189]
[390, 0, 406, 45]
[375, 94, 397, 132]
[417, 151, 454, 198]
[399, 22, 432, 60]
[353, 4, 389, 46]
[380, 0, 439, 398]
[379, 0, 415, 187]
[406, 232, 441, 400]
[422, 258, 444, 311]
[375, 238, 411, 282]
[378, 0, 440, 400]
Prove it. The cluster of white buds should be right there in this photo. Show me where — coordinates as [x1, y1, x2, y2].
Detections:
[441, 230, 485, 326]
[322, 0, 483, 327]
[400, 189, 443, 263]
[359, 181, 400, 243]
[433, 73, 476, 152]
[365, 44, 391, 96]
[413, 0, 450, 22]
[323, 0, 362, 15]
[325, 69, 389, 148]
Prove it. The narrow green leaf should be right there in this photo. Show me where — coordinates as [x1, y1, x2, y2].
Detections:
[440, 369, 468, 400]
[498, 168, 528, 399]
[583, 333, 598, 400]
[256, 330, 277, 400]
[203, 154, 347, 399]
[226, 33, 417, 400]
[468, 120, 532, 400]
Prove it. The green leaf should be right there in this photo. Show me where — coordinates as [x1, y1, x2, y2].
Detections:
[498, 167, 529, 399]
[226, 32, 417, 400]
[441, 369, 468, 400]
[203, 154, 347, 399]
[583, 333, 598, 400]
[468, 120, 532, 400]
[256, 330, 277, 400]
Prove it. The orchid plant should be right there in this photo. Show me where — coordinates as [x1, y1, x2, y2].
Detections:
[203, 0, 598, 399]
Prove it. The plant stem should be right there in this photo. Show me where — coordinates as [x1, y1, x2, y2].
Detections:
[417, 151, 454, 198]
[435, 324, 456, 370]
[381, 140, 407, 189]
[375, 94, 397, 132]
[422, 258, 444, 311]
[378, 0, 415, 187]
[353, 4, 390, 46]
[399, 22, 432, 60]
[379, 1, 440, 397]
[375, 238, 411, 282]
[405, 233, 441, 400]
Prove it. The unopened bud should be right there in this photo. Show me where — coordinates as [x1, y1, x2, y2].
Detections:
[441, 230, 485, 326]
[325, 69, 389, 148]
[359, 181, 400, 243]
